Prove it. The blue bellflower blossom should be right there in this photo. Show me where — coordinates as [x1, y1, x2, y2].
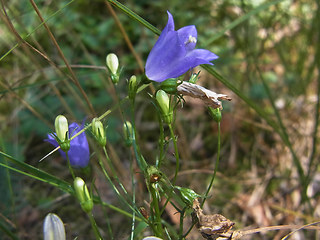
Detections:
[45, 122, 90, 168]
[145, 11, 218, 82]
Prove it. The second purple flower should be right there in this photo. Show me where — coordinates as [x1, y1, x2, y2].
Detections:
[145, 11, 219, 82]
[45, 122, 90, 168]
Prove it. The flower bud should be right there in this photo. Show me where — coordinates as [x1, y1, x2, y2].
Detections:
[54, 115, 70, 152]
[106, 53, 119, 75]
[156, 90, 172, 124]
[208, 107, 222, 123]
[142, 237, 163, 240]
[128, 75, 137, 101]
[123, 121, 133, 146]
[160, 78, 179, 94]
[74, 177, 93, 213]
[55, 115, 68, 142]
[175, 186, 201, 207]
[92, 118, 106, 147]
[106, 53, 119, 84]
[43, 213, 66, 240]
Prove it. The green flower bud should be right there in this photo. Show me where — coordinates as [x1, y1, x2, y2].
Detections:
[74, 177, 93, 213]
[106, 53, 120, 84]
[43, 213, 66, 240]
[55, 115, 68, 142]
[160, 78, 179, 94]
[175, 186, 201, 207]
[123, 121, 133, 146]
[106, 53, 119, 75]
[208, 107, 222, 123]
[156, 90, 172, 124]
[128, 75, 138, 101]
[92, 118, 107, 147]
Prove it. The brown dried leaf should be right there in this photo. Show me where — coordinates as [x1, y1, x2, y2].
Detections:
[177, 81, 231, 109]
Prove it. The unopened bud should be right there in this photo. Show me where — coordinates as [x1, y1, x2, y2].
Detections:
[128, 75, 138, 101]
[74, 177, 93, 213]
[123, 121, 133, 146]
[175, 186, 201, 207]
[54, 115, 70, 152]
[92, 118, 106, 147]
[208, 107, 222, 123]
[106, 53, 120, 84]
[55, 115, 69, 142]
[43, 213, 66, 240]
[156, 90, 172, 124]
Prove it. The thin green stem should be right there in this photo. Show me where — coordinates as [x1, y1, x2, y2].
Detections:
[130, 102, 148, 172]
[150, 185, 164, 238]
[129, 159, 136, 240]
[96, 197, 142, 221]
[156, 116, 165, 168]
[169, 124, 179, 186]
[97, 153, 144, 221]
[0, 140, 16, 220]
[178, 208, 186, 240]
[87, 212, 103, 240]
[97, 157, 127, 205]
[92, 183, 114, 240]
[202, 122, 221, 208]
[256, 67, 307, 196]
[307, 1, 320, 181]
[158, 124, 180, 220]
[102, 147, 128, 195]
[65, 152, 75, 179]
[107, 0, 160, 35]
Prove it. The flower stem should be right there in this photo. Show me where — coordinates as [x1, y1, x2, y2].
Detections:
[102, 146, 128, 195]
[202, 122, 221, 207]
[129, 160, 136, 240]
[87, 212, 103, 240]
[156, 116, 165, 168]
[65, 152, 75, 179]
[169, 124, 179, 185]
[150, 184, 164, 238]
[97, 157, 129, 207]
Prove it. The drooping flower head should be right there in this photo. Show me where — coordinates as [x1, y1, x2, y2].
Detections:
[45, 122, 90, 168]
[145, 11, 218, 82]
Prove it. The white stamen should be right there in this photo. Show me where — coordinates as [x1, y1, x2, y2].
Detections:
[185, 35, 197, 45]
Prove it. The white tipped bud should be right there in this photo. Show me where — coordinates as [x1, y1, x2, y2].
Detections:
[74, 177, 93, 213]
[43, 213, 66, 240]
[54, 115, 68, 142]
[106, 53, 119, 75]
[92, 118, 106, 147]
[123, 121, 133, 146]
[156, 90, 172, 124]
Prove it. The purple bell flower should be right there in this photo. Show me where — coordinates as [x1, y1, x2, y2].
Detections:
[45, 122, 90, 168]
[145, 11, 218, 82]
